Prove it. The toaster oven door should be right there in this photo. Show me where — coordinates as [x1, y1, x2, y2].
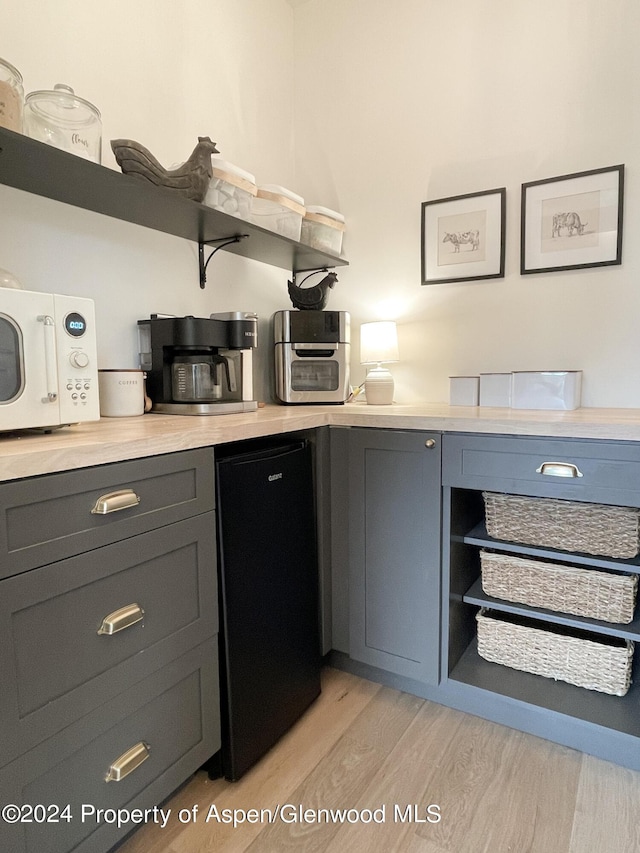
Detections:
[275, 342, 350, 404]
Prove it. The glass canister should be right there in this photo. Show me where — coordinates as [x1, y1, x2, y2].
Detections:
[23, 84, 102, 163]
[0, 57, 24, 133]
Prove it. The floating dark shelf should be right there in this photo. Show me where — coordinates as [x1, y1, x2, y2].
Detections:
[462, 577, 640, 641]
[450, 639, 640, 738]
[463, 520, 640, 575]
[0, 127, 348, 275]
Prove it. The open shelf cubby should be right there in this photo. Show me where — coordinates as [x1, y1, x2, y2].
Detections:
[446, 485, 639, 742]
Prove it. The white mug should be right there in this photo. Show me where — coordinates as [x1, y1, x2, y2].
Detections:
[98, 369, 145, 417]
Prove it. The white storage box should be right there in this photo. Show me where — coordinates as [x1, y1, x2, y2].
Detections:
[450, 376, 479, 406]
[204, 158, 257, 221]
[511, 370, 582, 410]
[250, 184, 305, 240]
[479, 373, 511, 407]
[300, 205, 345, 255]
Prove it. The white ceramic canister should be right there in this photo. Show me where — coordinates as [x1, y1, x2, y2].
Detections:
[449, 375, 480, 406]
[24, 83, 102, 162]
[98, 369, 145, 417]
[204, 158, 257, 220]
[250, 185, 305, 240]
[0, 57, 24, 132]
[300, 205, 346, 255]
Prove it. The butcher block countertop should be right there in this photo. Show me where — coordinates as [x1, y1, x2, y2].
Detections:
[4, 402, 640, 482]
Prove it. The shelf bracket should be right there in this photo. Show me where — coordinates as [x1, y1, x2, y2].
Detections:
[289, 267, 331, 287]
[199, 235, 249, 288]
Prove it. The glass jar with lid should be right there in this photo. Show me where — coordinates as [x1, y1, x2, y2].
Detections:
[0, 57, 24, 133]
[23, 83, 102, 163]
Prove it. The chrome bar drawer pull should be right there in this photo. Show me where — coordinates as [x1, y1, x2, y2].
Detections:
[91, 488, 141, 515]
[97, 603, 145, 636]
[536, 461, 583, 478]
[105, 742, 150, 782]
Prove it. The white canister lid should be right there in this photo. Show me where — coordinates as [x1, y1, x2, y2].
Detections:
[256, 184, 305, 215]
[305, 205, 345, 223]
[304, 205, 346, 230]
[0, 56, 23, 85]
[211, 158, 257, 193]
[0, 267, 23, 289]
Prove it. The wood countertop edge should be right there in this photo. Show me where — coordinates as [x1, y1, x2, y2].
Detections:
[4, 403, 640, 482]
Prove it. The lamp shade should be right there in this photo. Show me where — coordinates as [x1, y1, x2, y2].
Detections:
[360, 321, 399, 364]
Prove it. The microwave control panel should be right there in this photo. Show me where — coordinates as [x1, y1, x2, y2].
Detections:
[53, 294, 100, 422]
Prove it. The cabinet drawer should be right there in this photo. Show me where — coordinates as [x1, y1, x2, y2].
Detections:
[0, 513, 217, 765]
[0, 640, 220, 853]
[443, 434, 640, 506]
[0, 447, 215, 578]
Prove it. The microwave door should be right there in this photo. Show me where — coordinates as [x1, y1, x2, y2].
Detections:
[0, 290, 60, 430]
[0, 315, 23, 404]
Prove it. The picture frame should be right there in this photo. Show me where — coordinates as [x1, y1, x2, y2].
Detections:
[421, 187, 506, 285]
[520, 164, 624, 274]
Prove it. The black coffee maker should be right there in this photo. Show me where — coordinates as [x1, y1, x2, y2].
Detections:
[138, 313, 258, 415]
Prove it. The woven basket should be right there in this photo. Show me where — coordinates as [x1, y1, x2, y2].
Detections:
[480, 550, 638, 624]
[476, 609, 634, 696]
[483, 492, 640, 559]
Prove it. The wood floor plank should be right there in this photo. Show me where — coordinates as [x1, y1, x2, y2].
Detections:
[568, 755, 640, 853]
[403, 711, 582, 853]
[241, 685, 425, 851]
[320, 699, 465, 853]
[115, 667, 381, 853]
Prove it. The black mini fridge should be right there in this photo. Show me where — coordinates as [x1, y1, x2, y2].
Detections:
[210, 439, 321, 781]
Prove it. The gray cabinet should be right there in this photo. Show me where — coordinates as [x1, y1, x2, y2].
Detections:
[442, 432, 640, 771]
[0, 449, 220, 853]
[346, 428, 441, 685]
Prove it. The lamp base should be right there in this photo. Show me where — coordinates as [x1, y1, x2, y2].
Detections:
[365, 366, 394, 405]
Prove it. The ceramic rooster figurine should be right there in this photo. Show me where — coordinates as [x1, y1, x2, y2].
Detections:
[288, 271, 338, 311]
[110, 136, 220, 202]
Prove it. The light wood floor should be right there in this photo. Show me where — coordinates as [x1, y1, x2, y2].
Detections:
[116, 667, 640, 853]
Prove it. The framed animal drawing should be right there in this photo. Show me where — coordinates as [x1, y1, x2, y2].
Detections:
[521, 165, 624, 274]
[421, 188, 506, 285]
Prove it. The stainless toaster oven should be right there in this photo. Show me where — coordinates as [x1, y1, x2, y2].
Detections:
[274, 310, 350, 404]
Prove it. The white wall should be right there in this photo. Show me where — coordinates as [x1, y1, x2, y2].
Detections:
[0, 0, 297, 401]
[293, 0, 640, 406]
[2, 0, 639, 407]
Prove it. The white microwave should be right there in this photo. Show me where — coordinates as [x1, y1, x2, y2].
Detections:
[0, 289, 100, 431]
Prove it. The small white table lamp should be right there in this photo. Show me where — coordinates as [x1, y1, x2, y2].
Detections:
[360, 321, 399, 405]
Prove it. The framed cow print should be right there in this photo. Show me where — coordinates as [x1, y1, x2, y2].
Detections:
[421, 188, 506, 284]
[521, 165, 624, 274]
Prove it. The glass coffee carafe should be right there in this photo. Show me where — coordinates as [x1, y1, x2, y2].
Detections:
[171, 352, 237, 403]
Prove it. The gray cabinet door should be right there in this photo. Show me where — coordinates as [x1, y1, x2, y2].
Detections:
[348, 428, 441, 684]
